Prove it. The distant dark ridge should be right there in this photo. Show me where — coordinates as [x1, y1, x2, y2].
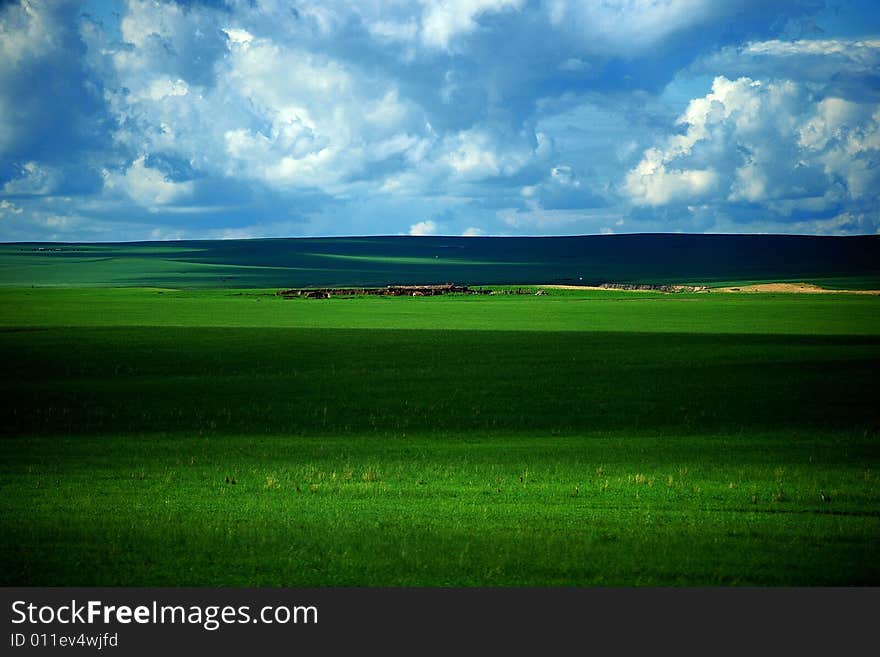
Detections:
[2, 234, 878, 289]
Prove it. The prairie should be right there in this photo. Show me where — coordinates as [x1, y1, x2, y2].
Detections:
[1, 285, 878, 585]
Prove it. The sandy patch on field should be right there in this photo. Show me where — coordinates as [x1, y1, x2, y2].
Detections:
[714, 282, 880, 295]
[535, 282, 879, 295]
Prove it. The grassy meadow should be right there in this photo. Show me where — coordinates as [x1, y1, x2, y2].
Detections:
[1, 282, 878, 586]
[3, 233, 878, 289]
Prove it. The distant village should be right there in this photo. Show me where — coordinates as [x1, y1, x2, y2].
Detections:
[276, 284, 494, 298]
[275, 282, 706, 298]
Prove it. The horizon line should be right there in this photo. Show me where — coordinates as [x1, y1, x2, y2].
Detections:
[3, 232, 880, 245]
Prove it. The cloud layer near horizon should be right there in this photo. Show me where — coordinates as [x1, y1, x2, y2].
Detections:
[1, 0, 879, 240]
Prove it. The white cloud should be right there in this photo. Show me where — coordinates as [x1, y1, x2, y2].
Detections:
[442, 129, 530, 180]
[282, 1, 737, 56]
[558, 57, 590, 72]
[41, 214, 74, 229]
[547, 0, 721, 56]
[104, 0, 230, 94]
[798, 97, 872, 151]
[3, 162, 58, 196]
[119, 0, 184, 49]
[462, 226, 484, 236]
[728, 162, 767, 203]
[222, 27, 254, 47]
[29, 2, 628, 237]
[692, 37, 880, 89]
[807, 103, 880, 201]
[420, 0, 523, 50]
[367, 19, 419, 43]
[102, 8, 433, 196]
[124, 76, 190, 103]
[625, 149, 719, 206]
[4, 1, 878, 241]
[445, 137, 500, 177]
[0, 199, 24, 216]
[145, 77, 189, 101]
[624, 75, 880, 213]
[213, 38, 429, 191]
[409, 219, 438, 235]
[743, 38, 880, 64]
[550, 165, 577, 186]
[0, 0, 58, 69]
[103, 156, 194, 207]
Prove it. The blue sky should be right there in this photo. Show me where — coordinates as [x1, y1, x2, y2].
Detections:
[0, 0, 878, 241]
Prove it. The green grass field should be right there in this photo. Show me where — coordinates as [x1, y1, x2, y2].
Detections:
[1, 286, 878, 586]
[3, 234, 878, 288]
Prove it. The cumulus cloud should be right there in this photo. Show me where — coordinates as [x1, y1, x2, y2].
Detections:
[216, 40, 429, 191]
[103, 156, 194, 207]
[3, 162, 59, 196]
[222, 28, 254, 47]
[337, 0, 526, 51]
[409, 219, 438, 235]
[0, 0, 58, 68]
[420, 0, 523, 50]
[547, 0, 719, 54]
[100, 15, 437, 198]
[113, 0, 226, 86]
[0, 200, 24, 216]
[134, 77, 189, 103]
[624, 75, 880, 225]
[442, 128, 530, 180]
[1, 0, 878, 240]
[625, 156, 718, 206]
[543, 0, 818, 58]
